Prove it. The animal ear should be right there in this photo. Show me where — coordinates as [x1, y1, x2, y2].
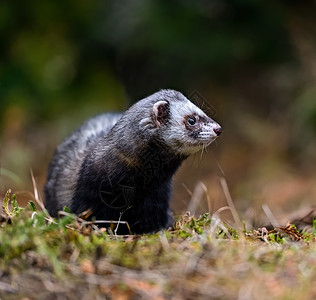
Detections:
[153, 100, 170, 127]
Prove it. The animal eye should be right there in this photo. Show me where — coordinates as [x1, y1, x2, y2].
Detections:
[187, 116, 197, 126]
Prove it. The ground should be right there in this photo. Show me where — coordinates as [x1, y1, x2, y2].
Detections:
[0, 190, 316, 300]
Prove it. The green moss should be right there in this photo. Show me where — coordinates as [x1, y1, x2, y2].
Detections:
[0, 192, 315, 299]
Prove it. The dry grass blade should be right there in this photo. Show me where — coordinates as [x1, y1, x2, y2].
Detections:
[187, 182, 205, 215]
[58, 210, 133, 235]
[200, 183, 212, 215]
[262, 204, 279, 228]
[213, 151, 225, 177]
[30, 169, 47, 213]
[181, 183, 193, 197]
[219, 177, 242, 228]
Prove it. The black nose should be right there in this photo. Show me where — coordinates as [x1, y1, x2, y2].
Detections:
[213, 126, 222, 136]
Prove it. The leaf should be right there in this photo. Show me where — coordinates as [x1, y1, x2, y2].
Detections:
[28, 201, 37, 212]
[12, 194, 22, 215]
[63, 206, 70, 213]
[2, 190, 22, 218]
[2, 189, 12, 217]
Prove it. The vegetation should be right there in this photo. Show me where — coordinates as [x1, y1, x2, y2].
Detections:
[1, 190, 315, 299]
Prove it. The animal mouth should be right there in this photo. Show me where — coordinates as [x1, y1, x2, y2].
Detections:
[198, 133, 218, 144]
[189, 137, 217, 149]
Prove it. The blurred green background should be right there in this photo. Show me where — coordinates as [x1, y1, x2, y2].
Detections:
[1, 0, 316, 223]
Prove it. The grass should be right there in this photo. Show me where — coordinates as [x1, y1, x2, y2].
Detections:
[0, 190, 316, 300]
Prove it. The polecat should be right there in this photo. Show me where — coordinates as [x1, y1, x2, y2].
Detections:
[44, 90, 221, 234]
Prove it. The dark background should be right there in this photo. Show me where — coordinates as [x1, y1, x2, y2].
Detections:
[1, 0, 316, 225]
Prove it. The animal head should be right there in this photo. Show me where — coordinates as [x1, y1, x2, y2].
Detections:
[148, 90, 222, 155]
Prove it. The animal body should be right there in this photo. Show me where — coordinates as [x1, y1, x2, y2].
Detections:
[44, 90, 221, 234]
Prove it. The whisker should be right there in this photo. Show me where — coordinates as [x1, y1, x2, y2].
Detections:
[200, 144, 204, 160]
[204, 144, 209, 153]
[200, 143, 207, 160]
